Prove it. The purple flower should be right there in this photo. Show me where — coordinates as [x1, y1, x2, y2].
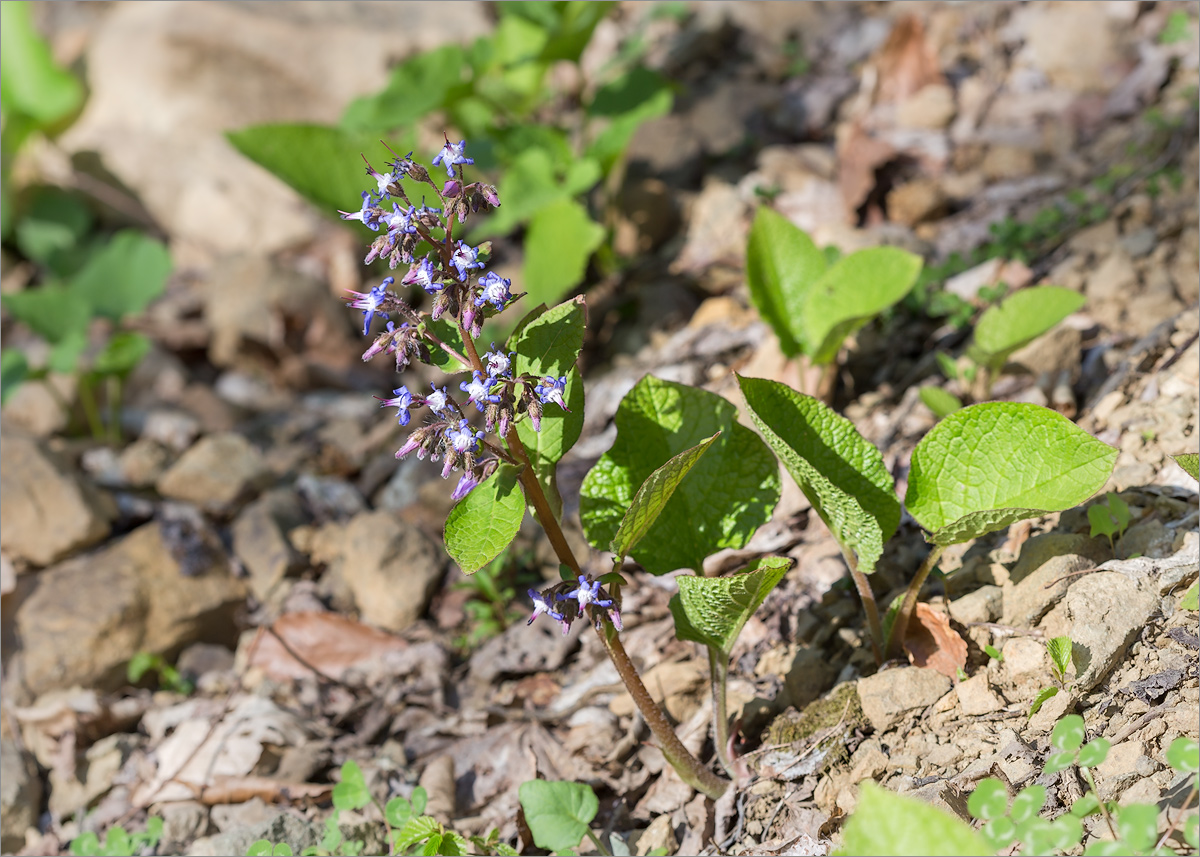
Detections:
[482, 344, 514, 379]
[450, 241, 484, 281]
[527, 589, 565, 626]
[432, 138, 474, 177]
[451, 469, 481, 501]
[367, 165, 398, 198]
[379, 385, 414, 426]
[445, 419, 483, 455]
[560, 575, 614, 611]
[338, 191, 381, 231]
[387, 151, 417, 176]
[475, 271, 513, 311]
[425, 384, 452, 417]
[345, 279, 392, 336]
[382, 202, 417, 237]
[395, 433, 422, 459]
[401, 258, 444, 294]
[443, 180, 461, 197]
[460, 371, 501, 409]
[534, 375, 569, 411]
[362, 321, 398, 362]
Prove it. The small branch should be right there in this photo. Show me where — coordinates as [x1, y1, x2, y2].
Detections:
[1080, 766, 1118, 841]
[888, 544, 945, 660]
[1155, 782, 1198, 853]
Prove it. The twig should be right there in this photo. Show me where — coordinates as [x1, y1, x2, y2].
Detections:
[1042, 566, 1100, 589]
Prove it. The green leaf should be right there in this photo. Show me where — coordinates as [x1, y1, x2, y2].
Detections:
[904, 402, 1118, 546]
[1016, 817, 1056, 856]
[580, 376, 780, 575]
[1083, 840, 1126, 856]
[1174, 453, 1199, 481]
[1167, 736, 1199, 773]
[470, 148, 600, 240]
[612, 433, 720, 561]
[935, 351, 959, 381]
[127, 651, 158, 683]
[745, 207, 826, 358]
[518, 780, 599, 854]
[839, 781, 992, 856]
[228, 124, 418, 219]
[1028, 686, 1059, 718]
[802, 247, 923, 365]
[1009, 785, 1046, 825]
[1048, 815, 1083, 852]
[444, 464, 526, 574]
[1116, 802, 1158, 854]
[1043, 750, 1075, 774]
[1046, 636, 1073, 680]
[1184, 813, 1198, 849]
[411, 786, 427, 818]
[669, 556, 792, 658]
[1051, 714, 1086, 753]
[332, 760, 371, 811]
[394, 817, 440, 854]
[272, 845, 293, 857]
[1071, 793, 1101, 818]
[738, 376, 899, 573]
[385, 796, 413, 829]
[246, 841, 274, 857]
[1, 350, 29, 405]
[340, 44, 468, 132]
[2, 282, 91, 344]
[14, 187, 93, 266]
[967, 778, 1009, 821]
[535, 1, 615, 63]
[1183, 581, 1200, 611]
[585, 66, 673, 173]
[1088, 505, 1118, 541]
[0, 1, 84, 126]
[522, 198, 605, 307]
[1104, 492, 1131, 532]
[1077, 738, 1110, 768]
[980, 817, 1016, 851]
[91, 332, 150, 378]
[983, 644, 1003, 662]
[68, 230, 171, 321]
[70, 832, 101, 856]
[919, 386, 963, 419]
[967, 286, 1086, 372]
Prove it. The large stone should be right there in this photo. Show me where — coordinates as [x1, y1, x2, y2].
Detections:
[1002, 533, 1110, 627]
[857, 667, 952, 733]
[12, 522, 246, 697]
[0, 431, 111, 566]
[157, 432, 271, 514]
[231, 490, 305, 601]
[339, 510, 444, 633]
[1063, 571, 1158, 693]
[0, 739, 41, 853]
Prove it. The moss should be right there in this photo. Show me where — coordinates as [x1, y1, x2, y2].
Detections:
[764, 682, 867, 770]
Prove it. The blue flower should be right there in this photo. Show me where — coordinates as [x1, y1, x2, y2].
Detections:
[382, 202, 417, 237]
[401, 258, 444, 294]
[534, 375, 569, 411]
[445, 419, 484, 455]
[432, 139, 474, 177]
[460, 371, 501, 410]
[338, 191, 381, 231]
[451, 469, 481, 501]
[367, 165, 398, 198]
[475, 271, 513, 311]
[387, 151, 417, 177]
[345, 278, 392, 335]
[450, 241, 485, 281]
[526, 589, 565, 626]
[425, 384, 452, 417]
[482, 344, 515, 379]
[379, 385, 414, 426]
[559, 575, 614, 611]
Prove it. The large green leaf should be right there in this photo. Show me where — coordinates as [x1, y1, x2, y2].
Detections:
[0, 350, 29, 404]
[515, 367, 584, 522]
[522, 198, 605, 307]
[968, 286, 1086, 371]
[1172, 453, 1198, 481]
[1, 282, 90, 344]
[68, 230, 171, 321]
[339, 44, 469, 132]
[0, 1, 84, 126]
[670, 556, 792, 658]
[839, 782, 992, 856]
[518, 780, 598, 854]
[802, 246, 922, 365]
[612, 433, 719, 561]
[469, 148, 593, 239]
[739, 377, 900, 573]
[444, 465, 526, 574]
[745, 207, 826, 358]
[905, 402, 1117, 546]
[227, 124, 420, 219]
[580, 376, 780, 574]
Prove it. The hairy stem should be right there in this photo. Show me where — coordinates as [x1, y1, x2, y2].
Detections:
[840, 548, 883, 666]
[709, 650, 736, 778]
[888, 544, 945, 660]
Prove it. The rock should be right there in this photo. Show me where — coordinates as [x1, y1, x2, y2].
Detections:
[1019, 2, 1121, 92]
[1026, 687, 1075, 735]
[981, 145, 1036, 181]
[857, 667, 952, 733]
[1002, 533, 1110, 627]
[0, 739, 41, 853]
[1095, 740, 1147, 801]
[896, 83, 956, 129]
[626, 115, 703, 184]
[887, 178, 946, 226]
[1009, 326, 1082, 377]
[48, 732, 140, 818]
[944, 258, 1003, 302]
[190, 811, 319, 857]
[784, 646, 840, 710]
[948, 585, 1002, 625]
[339, 510, 443, 633]
[1, 373, 75, 437]
[1085, 249, 1138, 302]
[956, 675, 1005, 716]
[902, 779, 972, 823]
[613, 178, 680, 256]
[12, 521, 246, 697]
[157, 432, 271, 514]
[0, 430, 112, 566]
[1063, 571, 1158, 692]
[159, 801, 211, 855]
[232, 490, 305, 601]
[670, 179, 748, 274]
[295, 474, 366, 522]
[1001, 637, 1048, 681]
[142, 409, 201, 452]
[636, 813, 679, 857]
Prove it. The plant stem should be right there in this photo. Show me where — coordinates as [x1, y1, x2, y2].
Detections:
[106, 375, 123, 445]
[585, 830, 612, 857]
[1080, 766, 1118, 841]
[887, 544, 945, 660]
[77, 378, 105, 441]
[840, 548, 884, 666]
[1155, 782, 1197, 852]
[708, 650, 736, 778]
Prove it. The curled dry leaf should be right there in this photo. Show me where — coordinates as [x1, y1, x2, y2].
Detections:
[246, 610, 408, 682]
[902, 602, 968, 681]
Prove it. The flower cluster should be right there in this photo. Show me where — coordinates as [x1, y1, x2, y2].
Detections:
[527, 575, 622, 635]
[341, 137, 571, 499]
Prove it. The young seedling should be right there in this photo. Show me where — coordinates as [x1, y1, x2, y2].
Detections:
[1029, 636, 1075, 717]
[69, 818, 163, 857]
[1088, 493, 1132, 551]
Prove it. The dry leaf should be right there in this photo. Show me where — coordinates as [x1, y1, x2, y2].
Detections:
[197, 775, 331, 805]
[246, 610, 407, 682]
[873, 16, 944, 105]
[903, 603, 968, 681]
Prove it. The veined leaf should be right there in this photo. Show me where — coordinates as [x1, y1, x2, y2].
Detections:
[444, 465, 526, 574]
[670, 556, 792, 658]
[968, 286, 1086, 371]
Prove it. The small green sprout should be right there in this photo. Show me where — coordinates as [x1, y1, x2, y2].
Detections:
[1088, 493, 1132, 550]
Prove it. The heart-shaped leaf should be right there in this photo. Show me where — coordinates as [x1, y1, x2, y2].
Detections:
[968, 286, 1086, 371]
[518, 780, 598, 854]
[905, 402, 1117, 546]
[920, 386, 963, 419]
[745, 207, 826, 358]
[669, 556, 792, 659]
[841, 782, 993, 856]
[739, 376, 899, 573]
[580, 376, 779, 574]
[444, 465, 526, 574]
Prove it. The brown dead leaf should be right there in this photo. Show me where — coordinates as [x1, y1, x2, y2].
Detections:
[873, 16, 944, 105]
[903, 603, 968, 681]
[836, 122, 896, 217]
[197, 775, 331, 805]
[247, 611, 407, 682]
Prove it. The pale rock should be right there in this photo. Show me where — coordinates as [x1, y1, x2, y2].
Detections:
[1002, 637, 1048, 680]
[339, 510, 443, 633]
[157, 432, 271, 514]
[956, 675, 1004, 716]
[944, 258, 1002, 301]
[1, 373, 76, 437]
[636, 813, 678, 857]
[948, 585, 1002, 625]
[1026, 688, 1075, 735]
[231, 490, 305, 601]
[612, 660, 707, 719]
[849, 739, 889, 782]
[857, 667, 952, 733]
[902, 779, 972, 823]
[0, 740, 41, 853]
[1002, 533, 1110, 627]
[670, 179, 748, 273]
[1095, 740, 1147, 801]
[190, 812, 319, 857]
[0, 431, 112, 566]
[142, 409, 201, 451]
[118, 438, 172, 488]
[896, 83, 956, 129]
[1019, 2, 1121, 92]
[1009, 326, 1082, 377]
[1063, 570, 1158, 692]
[887, 178, 946, 226]
[981, 145, 1036, 181]
[1086, 249, 1138, 302]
